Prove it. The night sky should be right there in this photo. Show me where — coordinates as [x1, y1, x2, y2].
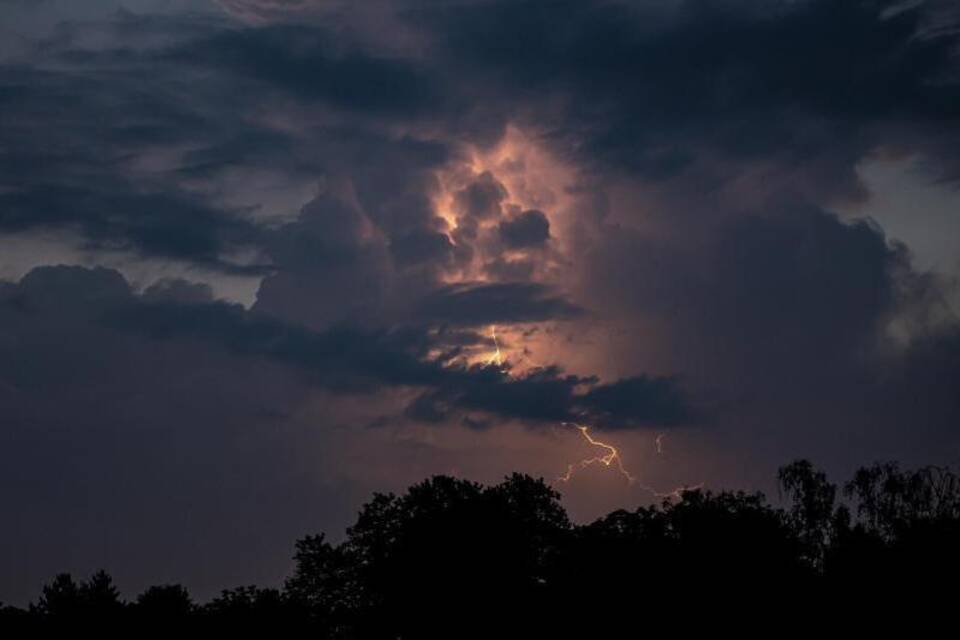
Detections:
[2, 0, 959, 604]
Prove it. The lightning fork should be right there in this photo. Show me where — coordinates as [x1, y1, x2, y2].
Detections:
[557, 422, 703, 500]
[557, 423, 637, 484]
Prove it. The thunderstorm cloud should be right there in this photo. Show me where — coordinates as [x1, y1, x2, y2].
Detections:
[1, 0, 959, 604]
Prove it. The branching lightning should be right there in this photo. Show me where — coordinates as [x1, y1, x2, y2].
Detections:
[477, 324, 702, 501]
[558, 423, 636, 484]
[557, 422, 703, 500]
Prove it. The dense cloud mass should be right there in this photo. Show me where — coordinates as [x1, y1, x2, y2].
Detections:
[1, 0, 959, 604]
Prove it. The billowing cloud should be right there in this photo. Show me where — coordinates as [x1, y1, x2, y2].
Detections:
[1, 0, 960, 607]
[0, 265, 681, 424]
[453, 171, 508, 221]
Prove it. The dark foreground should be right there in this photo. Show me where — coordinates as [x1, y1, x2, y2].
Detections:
[3, 460, 958, 635]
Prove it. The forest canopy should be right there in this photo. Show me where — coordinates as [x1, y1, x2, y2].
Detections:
[4, 459, 958, 634]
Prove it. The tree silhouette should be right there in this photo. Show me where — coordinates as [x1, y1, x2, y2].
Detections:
[30, 570, 123, 620]
[285, 533, 356, 634]
[846, 462, 960, 537]
[331, 474, 570, 637]
[11, 460, 960, 631]
[80, 570, 123, 616]
[778, 459, 848, 568]
[32, 573, 82, 617]
[135, 584, 193, 618]
[204, 585, 285, 617]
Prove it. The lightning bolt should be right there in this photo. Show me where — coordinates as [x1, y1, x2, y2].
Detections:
[557, 422, 703, 500]
[485, 325, 504, 367]
[558, 423, 636, 484]
[478, 326, 702, 500]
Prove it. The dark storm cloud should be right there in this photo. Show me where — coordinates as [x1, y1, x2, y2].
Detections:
[407, 366, 585, 425]
[583, 204, 903, 376]
[170, 24, 440, 114]
[416, 282, 583, 326]
[142, 278, 216, 305]
[577, 199, 960, 471]
[0, 266, 436, 398]
[408, 365, 692, 428]
[5, 266, 443, 391]
[408, 0, 960, 193]
[0, 27, 272, 269]
[579, 375, 689, 428]
[453, 171, 508, 221]
[0, 10, 453, 272]
[2, 0, 953, 437]
[124, 277, 674, 429]
[13, 0, 956, 276]
[252, 167, 449, 329]
[0, 1, 953, 437]
[389, 229, 455, 267]
[498, 209, 550, 248]
[0, 265, 681, 426]
[0, 181, 268, 273]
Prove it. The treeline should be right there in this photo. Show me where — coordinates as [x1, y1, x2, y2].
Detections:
[3, 460, 959, 634]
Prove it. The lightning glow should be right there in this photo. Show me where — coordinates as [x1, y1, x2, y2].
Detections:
[440, 140, 703, 502]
